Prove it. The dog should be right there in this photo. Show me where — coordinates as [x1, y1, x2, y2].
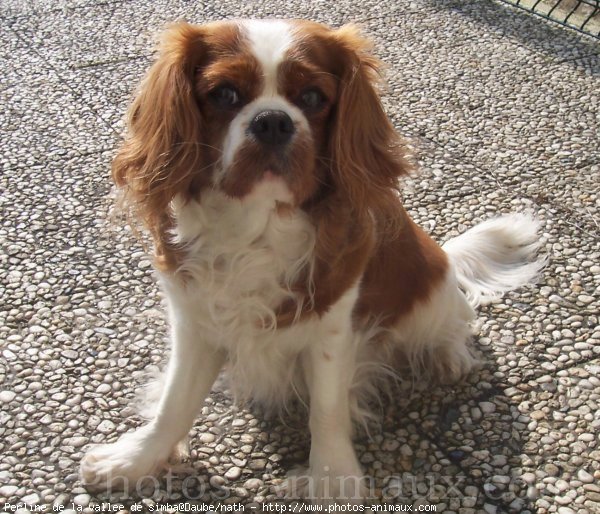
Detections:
[80, 19, 544, 503]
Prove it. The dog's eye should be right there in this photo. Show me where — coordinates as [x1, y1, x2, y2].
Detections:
[299, 88, 326, 111]
[210, 85, 241, 109]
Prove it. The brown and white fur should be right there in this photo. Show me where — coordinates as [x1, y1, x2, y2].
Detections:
[80, 19, 544, 503]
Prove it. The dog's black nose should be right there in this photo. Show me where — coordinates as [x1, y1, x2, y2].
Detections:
[249, 110, 295, 146]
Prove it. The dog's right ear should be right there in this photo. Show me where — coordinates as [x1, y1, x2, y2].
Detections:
[327, 25, 414, 221]
[112, 23, 206, 270]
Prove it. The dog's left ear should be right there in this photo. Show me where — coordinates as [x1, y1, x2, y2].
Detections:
[328, 25, 414, 216]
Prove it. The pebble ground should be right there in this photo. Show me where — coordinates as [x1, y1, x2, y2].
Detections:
[1, 1, 598, 513]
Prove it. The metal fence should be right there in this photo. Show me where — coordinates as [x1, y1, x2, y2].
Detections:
[498, 0, 600, 37]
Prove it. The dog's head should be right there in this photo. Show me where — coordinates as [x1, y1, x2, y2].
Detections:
[113, 19, 412, 269]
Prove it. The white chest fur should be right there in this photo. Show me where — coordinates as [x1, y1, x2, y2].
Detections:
[161, 181, 317, 406]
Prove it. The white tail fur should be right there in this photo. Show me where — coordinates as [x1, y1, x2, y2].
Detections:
[443, 213, 545, 308]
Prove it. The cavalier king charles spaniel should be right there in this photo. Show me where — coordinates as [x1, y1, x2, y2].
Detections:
[81, 19, 543, 503]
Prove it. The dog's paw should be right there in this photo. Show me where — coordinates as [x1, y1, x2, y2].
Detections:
[429, 342, 478, 384]
[80, 425, 171, 491]
[282, 462, 369, 505]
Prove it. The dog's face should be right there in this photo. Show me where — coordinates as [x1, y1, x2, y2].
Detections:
[113, 19, 411, 269]
[196, 20, 336, 203]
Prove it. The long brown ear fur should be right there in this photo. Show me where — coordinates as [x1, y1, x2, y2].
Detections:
[112, 23, 205, 271]
[329, 24, 414, 233]
[276, 25, 415, 323]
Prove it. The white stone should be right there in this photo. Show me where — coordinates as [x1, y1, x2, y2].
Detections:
[200, 433, 216, 444]
[0, 390, 16, 403]
[73, 494, 90, 506]
[480, 401, 496, 414]
[225, 466, 242, 481]
[578, 469, 594, 483]
[96, 420, 115, 434]
[0, 485, 18, 496]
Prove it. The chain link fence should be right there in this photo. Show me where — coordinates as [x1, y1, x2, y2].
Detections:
[498, 0, 600, 37]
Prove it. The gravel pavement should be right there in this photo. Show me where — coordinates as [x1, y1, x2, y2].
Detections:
[1, 1, 599, 513]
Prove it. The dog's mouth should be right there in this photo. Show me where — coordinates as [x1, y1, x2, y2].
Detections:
[218, 124, 320, 206]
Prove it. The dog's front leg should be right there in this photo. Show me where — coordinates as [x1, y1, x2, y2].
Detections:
[81, 297, 225, 490]
[298, 287, 367, 504]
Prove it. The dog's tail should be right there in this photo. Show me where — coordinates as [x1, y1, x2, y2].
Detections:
[442, 213, 545, 308]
